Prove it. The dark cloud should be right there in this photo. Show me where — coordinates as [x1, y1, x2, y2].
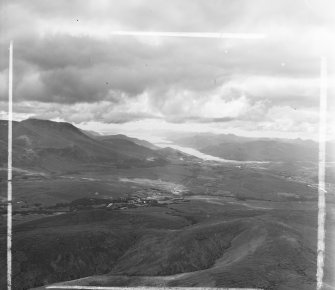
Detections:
[0, 32, 324, 107]
[96, 112, 160, 124]
[0, 0, 333, 133]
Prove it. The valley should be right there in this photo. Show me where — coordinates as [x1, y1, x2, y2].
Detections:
[0, 120, 334, 290]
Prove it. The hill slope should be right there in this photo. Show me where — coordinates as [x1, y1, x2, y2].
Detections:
[97, 134, 159, 150]
[202, 140, 318, 162]
[170, 133, 322, 162]
[0, 119, 165, 171]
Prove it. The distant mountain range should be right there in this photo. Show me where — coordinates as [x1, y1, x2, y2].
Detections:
[1, 119, 332, 171]
[169, 132, 334, 162]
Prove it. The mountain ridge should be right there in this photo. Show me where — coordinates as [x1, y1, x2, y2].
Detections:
[0, 119, 166, 171]
[168, 133, 333, 162]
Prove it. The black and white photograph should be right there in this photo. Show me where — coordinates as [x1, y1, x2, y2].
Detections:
[0, 0, 334, 289]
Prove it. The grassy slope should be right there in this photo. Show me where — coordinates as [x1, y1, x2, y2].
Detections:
[0, 119, 166, 172]
[1, 196, 326, 290]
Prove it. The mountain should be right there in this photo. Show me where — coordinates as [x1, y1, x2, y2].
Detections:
[97, 136, 161, 159]
[81, 129, 103, 137]
[202, 140, 318, 162]
[169, 133, 322, 162]
[0, 119, 165, 171]
[96, 134, 159, 150]
[156, 147, 201, 163]
[168, 132, 255, 149]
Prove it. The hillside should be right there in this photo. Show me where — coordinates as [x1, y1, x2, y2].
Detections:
[170, 133, 322, 162]
[0, 119, 165, 171]
[5, 195, 323, 290]
[156, 147, 201, 163]
[97, 134, 159, 150]
[202, 140, 318, 162]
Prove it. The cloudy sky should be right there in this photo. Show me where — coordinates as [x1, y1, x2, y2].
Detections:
[0, 0, 334, 141]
